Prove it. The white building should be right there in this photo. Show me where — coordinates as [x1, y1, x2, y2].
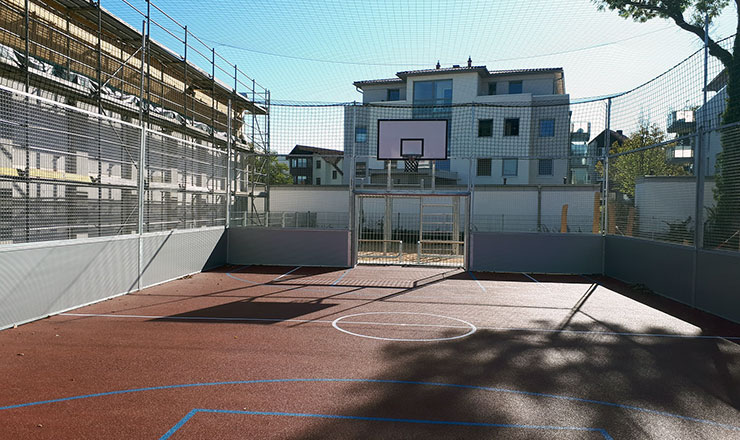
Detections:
[345, 61, 571, 186]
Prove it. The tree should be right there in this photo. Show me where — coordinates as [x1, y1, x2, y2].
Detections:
[597, 122, 689, 198]
[594, 0, 740, 248]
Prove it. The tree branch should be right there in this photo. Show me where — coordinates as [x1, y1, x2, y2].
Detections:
[670, 12, 733, 67]
[615, 1, 733, 67]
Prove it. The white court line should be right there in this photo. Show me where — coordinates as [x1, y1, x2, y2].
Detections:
[274, 266, 302, 280]
[60, 313, 740, 340]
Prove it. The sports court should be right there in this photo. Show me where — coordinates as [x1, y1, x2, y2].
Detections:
[2, 0, 740, 438]
[1, 265, 738, 439]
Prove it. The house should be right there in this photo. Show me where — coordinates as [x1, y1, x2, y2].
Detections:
[345, 60, 571, 186]
[287, 145, 344, 185]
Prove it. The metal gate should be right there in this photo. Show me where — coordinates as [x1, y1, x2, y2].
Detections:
[355, 194, 468, 267]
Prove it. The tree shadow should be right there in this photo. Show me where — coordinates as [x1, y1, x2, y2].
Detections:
[287, 318, 740, 438]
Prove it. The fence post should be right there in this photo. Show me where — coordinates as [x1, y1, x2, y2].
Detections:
[602, 98, 612, 275]
[226, 98, 232, 229]
[137, 20, 147, 291]
[692, 12, 710, 307]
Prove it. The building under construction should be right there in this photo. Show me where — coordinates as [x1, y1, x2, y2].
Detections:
[0, 0, 270, 243]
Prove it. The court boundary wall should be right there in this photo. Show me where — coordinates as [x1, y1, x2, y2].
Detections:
[0, 227, 225, 329]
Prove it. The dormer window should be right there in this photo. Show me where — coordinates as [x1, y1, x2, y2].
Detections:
[387, 88, 400, 101]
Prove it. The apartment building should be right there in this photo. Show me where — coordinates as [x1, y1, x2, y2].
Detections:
[0, 0, 267, 243]
[345, 60, 570, 185]
[287, 145, 343, 185]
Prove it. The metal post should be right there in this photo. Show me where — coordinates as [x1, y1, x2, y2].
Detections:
[431, 160, 436, 191]
[602, 98, 612, 274]
[692, 12, 710, 306]
[137, 21, 147, 290]
[464, 195, 471, 269]
[537, 185, 542, 232]
[226, 99, 232, 229]
[349, 104, 357, 265]
[24, 0, 29, 92]
[252, 79, 256, 149]
[97, 1, 103, 237]
[182, 26, 189, 227]
[23, 0, 30, 242]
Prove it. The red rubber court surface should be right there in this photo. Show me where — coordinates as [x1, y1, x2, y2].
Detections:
[1, 265, 739, 439]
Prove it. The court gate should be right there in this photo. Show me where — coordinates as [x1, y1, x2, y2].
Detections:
[355, 193, 469, 268]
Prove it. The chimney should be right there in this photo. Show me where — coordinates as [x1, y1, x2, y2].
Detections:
[467, 56, 472, 68]
[436, 60, 441, 69]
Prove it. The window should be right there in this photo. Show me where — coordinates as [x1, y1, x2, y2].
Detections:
[332, 170, 338, 179]
[478, 119, 493, 137]
[477, 158, 492, 176]
[504, 118, 519, 136]
[291, 158, 308, 168]
[502, 158, 518, 176]
[355, 162, 367, 178]
[316, 177, 321, 185]
[316, 160, 321, 169]
[387, 88, 400, 101]
[538, 159, 553, 176]
[539, 119, 555, 137]
[413, 79, 452, 104]
[355, 126, 367, 143]
[296, 175, 307, 184]
[509, 80, 523, 94]
[488, 82, 497, 95]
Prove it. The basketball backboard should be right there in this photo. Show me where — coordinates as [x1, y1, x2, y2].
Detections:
[377, 119, 448, 160]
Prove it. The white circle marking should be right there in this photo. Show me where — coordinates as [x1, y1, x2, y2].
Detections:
[332, 312, 477, 342]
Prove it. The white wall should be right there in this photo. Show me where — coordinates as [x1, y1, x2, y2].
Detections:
[634, 176, 715, 235]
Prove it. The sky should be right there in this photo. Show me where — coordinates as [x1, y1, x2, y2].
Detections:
[102, 0, 739, 103]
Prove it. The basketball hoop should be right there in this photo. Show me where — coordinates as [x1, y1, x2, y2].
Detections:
[403, 154, 420, 173]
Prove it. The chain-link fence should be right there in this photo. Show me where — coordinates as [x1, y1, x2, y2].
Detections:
[0, 85, 232, 244]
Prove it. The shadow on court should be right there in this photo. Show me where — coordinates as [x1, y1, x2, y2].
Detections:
[158, 300, 337, 324]
[287, 322, 740, 439]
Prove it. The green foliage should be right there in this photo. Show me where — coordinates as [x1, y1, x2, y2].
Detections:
[595, 0, 740, 248]
[594, 0, 728, 26]
[268, 159, 293, 184]
[597, 123, 689, 198]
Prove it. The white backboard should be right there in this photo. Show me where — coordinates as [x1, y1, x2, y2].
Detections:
[377, 119, 448, 160]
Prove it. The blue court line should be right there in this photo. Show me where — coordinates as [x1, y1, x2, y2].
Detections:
[468, 271, 486, 292]
[1, 378, 737, 432]
[331, 268, 352, 286]
[158, 408, 613, 440]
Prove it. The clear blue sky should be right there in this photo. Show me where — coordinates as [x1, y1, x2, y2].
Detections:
[102, 0, 737, 103]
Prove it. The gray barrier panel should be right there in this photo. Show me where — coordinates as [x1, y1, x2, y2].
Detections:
[469, 232, 603, 274]
[0, 237, 139, 329]
[695, 250, 740, 323]
[604, 236, 694, 306]
[228, 228, 351, 267]
[140, 227, 226, 288]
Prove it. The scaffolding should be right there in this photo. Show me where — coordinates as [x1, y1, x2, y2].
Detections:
[0, 0, 270, 242]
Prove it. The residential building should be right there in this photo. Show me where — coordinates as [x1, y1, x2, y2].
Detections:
[586, 129, 629, 183]
[0, 0, 267, 242]
[287, 145, 344, 185]
[666, 110, 696, 167]
[345, 61, 570, 185]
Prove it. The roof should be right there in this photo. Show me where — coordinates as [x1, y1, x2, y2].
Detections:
[396, 65, 489, 78]
[52, 0, 265, 115]
[587, 129, 629, 148]
[289, 145, 344, 174]
[353, 78, 404, 87]
[289, 145, 344, 156]
[706, 69, 727, 92]
[354, 66, 564, 88]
